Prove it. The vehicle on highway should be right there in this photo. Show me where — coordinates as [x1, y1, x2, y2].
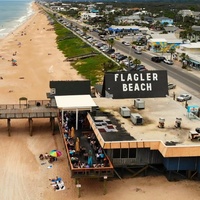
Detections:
[151, 56, 166, 63]
[134, 49, 142, 54]
[122, 41, 130, 46]
[176, 93, 192, 102]
[168, 83, 176, 89]
[163, 59, 174, 65]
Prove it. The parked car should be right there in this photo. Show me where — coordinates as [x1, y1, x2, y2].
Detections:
[176, 93, 192, 102]
[151, 56, 165, 63]
[134, 65, 146, 71]
[163, 59, 174, 65]
[100, 45, 108, 51]
[111, 52, 121, 59]
[105, 48, 115, 54]
[117, 55, 127, 62]
[195, 128, 200, 133]
[168, 83, 176, 89]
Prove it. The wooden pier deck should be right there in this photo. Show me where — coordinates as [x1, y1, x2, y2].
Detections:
[0, 100, 59, 136]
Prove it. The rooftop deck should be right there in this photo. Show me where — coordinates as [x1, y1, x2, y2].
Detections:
[58, 119, 114, 179]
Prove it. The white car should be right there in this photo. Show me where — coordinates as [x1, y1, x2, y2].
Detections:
[124, 42, 130, 46]
[176, 94, 192, 102]
[163, 59, 173, 65]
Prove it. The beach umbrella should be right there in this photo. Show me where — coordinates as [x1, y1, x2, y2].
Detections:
[49, 150, 62, 157]
[75, 137, 80, 152]
[70, 127, 75, 138]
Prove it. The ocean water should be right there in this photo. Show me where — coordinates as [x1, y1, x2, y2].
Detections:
[0, 0, 34, 39]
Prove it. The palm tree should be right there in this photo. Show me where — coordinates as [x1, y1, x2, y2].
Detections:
[179, 53, 189, 68]
[107, 38, 114, 49]
[154, 44, 161, 53]
[133, 58, 141, 66]
[168, 47, 176, 60]
[82, 26, 88, 36]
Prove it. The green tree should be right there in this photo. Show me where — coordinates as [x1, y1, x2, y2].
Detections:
[154, 44, 161, 53]
[168, 47, 176, 60]
[82, 26, 88, 36]
[133, 58, 141, 66]
[107, 38, 114, 49]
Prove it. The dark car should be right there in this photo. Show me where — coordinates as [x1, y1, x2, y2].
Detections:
[151, 56, 165, 63]
[135, 65, 146, 71]
[117, 55, 127, 62]
[168, 83, 176, 89]
[105, 48, 115, 54]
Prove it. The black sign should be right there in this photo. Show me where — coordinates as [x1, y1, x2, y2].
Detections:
[102, 70, 168, 99]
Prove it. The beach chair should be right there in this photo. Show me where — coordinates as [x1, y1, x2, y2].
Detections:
[55, 185, 65, 191]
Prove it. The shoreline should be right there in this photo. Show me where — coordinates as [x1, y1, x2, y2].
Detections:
[0, 2, 83, 104]
[0, 1, 34, 40]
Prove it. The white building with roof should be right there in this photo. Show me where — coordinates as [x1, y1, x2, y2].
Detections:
[176, 42, 200, 67]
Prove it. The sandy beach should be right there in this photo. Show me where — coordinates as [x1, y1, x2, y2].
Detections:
[0, 3, 200, 200]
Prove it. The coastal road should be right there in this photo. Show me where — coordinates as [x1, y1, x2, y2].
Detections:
[55, 16, 200, 99]
[113, 41, 200, 98]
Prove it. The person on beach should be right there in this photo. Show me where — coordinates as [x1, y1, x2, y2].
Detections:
[49, 176, 62, 182]
[54, 184, 59, 191]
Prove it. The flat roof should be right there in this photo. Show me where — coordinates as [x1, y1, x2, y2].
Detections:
[90, 96, 200, 157]
[55, 95, 97, 110]
[180, 42, 200, 48]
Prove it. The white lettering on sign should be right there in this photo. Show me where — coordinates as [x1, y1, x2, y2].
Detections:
[114, 73, 158, 82]
[122, 83, 152, 92]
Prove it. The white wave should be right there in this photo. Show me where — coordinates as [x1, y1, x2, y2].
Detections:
[0, 28, 6, 32]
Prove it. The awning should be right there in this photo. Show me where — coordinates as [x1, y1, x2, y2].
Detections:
[55, 95, 97, 129]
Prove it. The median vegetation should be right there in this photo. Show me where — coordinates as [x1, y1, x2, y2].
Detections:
[53, 22, 119, 85]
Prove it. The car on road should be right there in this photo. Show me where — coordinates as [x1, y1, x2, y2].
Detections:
[151, 56, 165, 63]
[176, 93, 192, 102]
[134, 49, 142, 54]
[168, 83, 176, 89]
[163, 59, 174, 65]
[122, 41, 130, 46]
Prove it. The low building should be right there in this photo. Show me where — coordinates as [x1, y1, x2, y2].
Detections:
[154, 17, 173, 25]
[147, 33, 182, 52]
[115, 15, 141, 24]
[176, 42, 200, 69]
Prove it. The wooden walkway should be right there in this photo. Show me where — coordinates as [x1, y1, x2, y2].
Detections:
[0, 100, 58, 136]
